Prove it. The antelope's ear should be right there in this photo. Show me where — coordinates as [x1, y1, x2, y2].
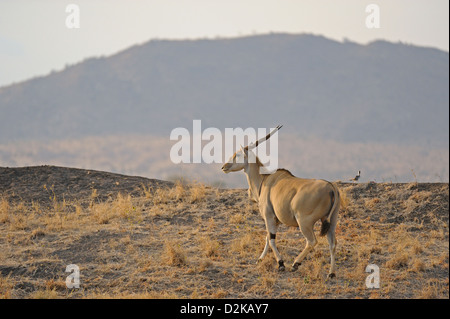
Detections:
[240, 145, 247, 157]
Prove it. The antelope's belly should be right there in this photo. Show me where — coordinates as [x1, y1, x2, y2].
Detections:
[274, 208, 298, 227]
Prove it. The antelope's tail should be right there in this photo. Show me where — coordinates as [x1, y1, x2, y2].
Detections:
[320, 183, 340, 236]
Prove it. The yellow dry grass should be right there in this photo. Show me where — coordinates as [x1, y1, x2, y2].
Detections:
[0, 180, 448, 299]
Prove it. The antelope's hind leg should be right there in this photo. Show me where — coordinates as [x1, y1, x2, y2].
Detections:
[291, 218, 317, 272]
[326, 213, 338, 278]
[327, 231, 337, 278]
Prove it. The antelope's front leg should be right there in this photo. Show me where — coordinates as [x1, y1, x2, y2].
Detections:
[261, 207, 284, 271]
[268, 232, 285, 271]
[256, 235, 270, 264]
[248, 188, 257, 203]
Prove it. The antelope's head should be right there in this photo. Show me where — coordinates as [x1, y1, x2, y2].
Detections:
[221, 125, 282, 173]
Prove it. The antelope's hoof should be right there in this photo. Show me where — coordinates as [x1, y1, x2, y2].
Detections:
[328, 272, 336, 279]
[291, 262, 301, 272]
[278, 260, 285, 271]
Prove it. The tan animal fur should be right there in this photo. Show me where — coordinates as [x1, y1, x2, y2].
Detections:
[222, 126, 340, 277]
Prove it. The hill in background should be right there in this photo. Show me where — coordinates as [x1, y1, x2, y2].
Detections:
[0, 33, 448, 185]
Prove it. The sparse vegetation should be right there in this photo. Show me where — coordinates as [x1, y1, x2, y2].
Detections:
[0, 167, 448, 299]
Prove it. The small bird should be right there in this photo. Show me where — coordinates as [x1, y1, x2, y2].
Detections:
[350, 170, 361, 182]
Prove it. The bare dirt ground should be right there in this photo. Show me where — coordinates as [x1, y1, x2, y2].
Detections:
[0, 166, 448, 299]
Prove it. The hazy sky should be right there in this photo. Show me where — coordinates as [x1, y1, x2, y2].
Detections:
[0, 0, 448, 88]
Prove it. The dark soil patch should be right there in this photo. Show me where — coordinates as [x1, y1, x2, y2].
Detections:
[0, 165, 173, 206]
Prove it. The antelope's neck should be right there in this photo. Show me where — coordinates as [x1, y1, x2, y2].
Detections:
[244, 162, 264, 201]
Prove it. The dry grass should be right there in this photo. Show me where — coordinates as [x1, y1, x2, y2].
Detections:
[0, 176, 448, 299]
[163, 240, 187, 267]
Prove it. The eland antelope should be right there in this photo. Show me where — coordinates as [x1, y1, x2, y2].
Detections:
[221, 125, 340, 278]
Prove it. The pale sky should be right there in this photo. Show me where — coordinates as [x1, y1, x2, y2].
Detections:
[0, 0, 448, 88]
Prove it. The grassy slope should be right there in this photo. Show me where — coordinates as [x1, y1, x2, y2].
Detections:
[0, 167, 448, 299]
